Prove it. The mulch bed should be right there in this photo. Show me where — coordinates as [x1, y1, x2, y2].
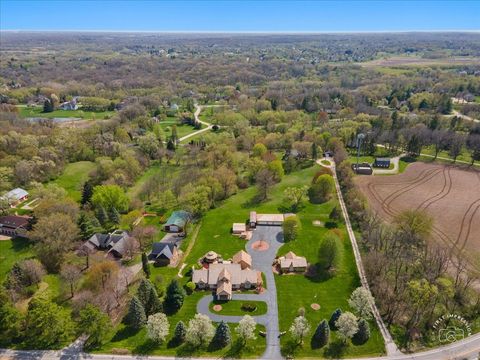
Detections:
[251, 240, 269, 251]
[213, 305, 222, 312]
[311, 303, 321, 311]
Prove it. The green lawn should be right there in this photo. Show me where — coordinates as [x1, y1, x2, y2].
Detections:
[421, 145, 473, 164]
[159, 119, 201, 139]
[127, 163, 180, 201]
[18, 105, 114, 120]
[0, 238, 35, 283]
[51, 161, 96, 201]
[100, 164, 384, 358]
[209, 300, 268, 316]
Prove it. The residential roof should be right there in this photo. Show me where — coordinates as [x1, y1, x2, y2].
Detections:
[232, 223, 247, 232]
[232, 250, 252, 267]
[86, 230, 130, 256]
[217, 280, 232, 297]
[192, 263, 259, 287]
[250, 211, 257, 223]
[0, 215, 30, 229]
[256, 214, 284, 223]
[375, 158, 390, 162]
[205, 251, 218, 261]
[150, 242, 176, 260]
[1, 188, 28, 202]
[164, 210, 190, 228]
[280, 252, 308, 269]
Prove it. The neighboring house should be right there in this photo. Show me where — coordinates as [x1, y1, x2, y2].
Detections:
[59, 98, 78, 110]
[163, 210, 190, 233]
[0, 215, 31, 238]
[278, 251, 307, 273]
[232, 250, 252, 270]
[1, 188, 29, 207]
[373, 158, 391, 168]
[82, 230, 131, 258]
[192, 263, 261, 301]
[249, 211, 284, 228]
[148, 242, 179, 266]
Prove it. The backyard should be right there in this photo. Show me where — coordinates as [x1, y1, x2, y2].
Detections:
[51, 161, 96, 202]
[18, 105, 114, 120]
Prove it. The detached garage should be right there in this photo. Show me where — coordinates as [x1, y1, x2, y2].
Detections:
[163, 210, 190, 233]
[250, 211, 284, 227]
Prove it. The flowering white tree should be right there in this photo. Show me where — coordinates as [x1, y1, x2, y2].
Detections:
[185, 313, 215, 347]
[289, 315, 311, 345]
[348, 287, 374, 320]
[146, 313, 169, 343]
[336, 312, 359, 343]
[236, 315, 257, 344]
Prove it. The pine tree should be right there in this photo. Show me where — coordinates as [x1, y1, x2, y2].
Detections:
[212, 321, 231, 348]
[141, 253, 151, 278]
[125, 296, 146, 330]
[137, 279, 153, 310]
[164, 279, 186, 313]
[167, 139, 176, 151]
[43, 99, 53, 113]
[174, 320, 187, 343]
[312, 319, 329, 348]
[147, 288, 163, 315]
[353, 318, 370, 344]
[329, 308, 342, 330]
[81, 181, 94, 205]
[108, 207, 120, 224]
[311, 142, 318, 160]
[96, 206, 108, 226]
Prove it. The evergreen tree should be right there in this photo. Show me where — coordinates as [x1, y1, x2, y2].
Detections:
[81, 180, 94, 205]
[96, 205, 108, 226]
[108, 207, 120, 224]
[311, 142, 318, 160]
[164, 279, 186, 313]
[212, 321, 231, 348]
[43, 99, 53, 113]
[329, 308, 342, 330]
[329, 206, 341, 221]
[353, 318, 370, 344]
[174, 320, 187, 343]
[167, 139, 176, 151]
[141, 253, 151, 278]
[126, 296, 146, 330]
[147, 288, 163, 315]
[312, 319, 329, 348]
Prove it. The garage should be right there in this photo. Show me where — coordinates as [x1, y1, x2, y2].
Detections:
[250, 212, 284, 227]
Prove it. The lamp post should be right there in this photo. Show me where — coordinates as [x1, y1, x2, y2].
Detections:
[356, 133, 365, 173]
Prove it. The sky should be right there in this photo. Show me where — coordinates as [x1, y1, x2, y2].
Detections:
[1, 0, 479, 32]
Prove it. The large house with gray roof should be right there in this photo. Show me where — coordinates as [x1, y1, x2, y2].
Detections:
[82, 230, 131, 258]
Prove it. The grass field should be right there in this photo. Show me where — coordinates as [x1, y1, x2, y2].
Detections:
[18, 105, 114, 120]
[159, 118, 201, 139]
[0, 238, 34, 283]
[51, 161, 96, 201]
[209, 300, 268, 316]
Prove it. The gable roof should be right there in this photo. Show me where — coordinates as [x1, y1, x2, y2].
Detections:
[0, 215, 30, 229]
[232, 250, 252, 267]
[165, 210, 190, 228]
[1, 188, 28, 202]
[86, 230, 130, 255]
[151, 242, 176, 260]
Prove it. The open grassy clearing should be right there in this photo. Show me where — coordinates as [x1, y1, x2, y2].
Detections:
[0, 238, 35, 283]
[158, 118, 201, 139]
[18, 105, 114, 120]
[51, 161, 96, 201]
[421, 145, 473, 164]
[209, 300, 268, 316]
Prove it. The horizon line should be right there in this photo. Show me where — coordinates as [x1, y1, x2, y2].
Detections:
[2, 29, 480, 34]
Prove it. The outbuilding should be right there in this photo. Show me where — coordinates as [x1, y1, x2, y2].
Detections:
[163, 210, 190, 233]
[352, 163, 373, 175]
[373, 158, 391, 168]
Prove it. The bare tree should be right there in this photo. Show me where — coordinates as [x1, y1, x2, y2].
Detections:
[60, 264, 82, 298]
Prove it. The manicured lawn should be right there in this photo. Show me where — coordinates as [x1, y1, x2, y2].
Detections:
[18, 105, 114, 120]
[0, 238, 35, 283]
[209, 300, 268, 316]
[159, 119, 201, 139]
[51, 161, 96, 201]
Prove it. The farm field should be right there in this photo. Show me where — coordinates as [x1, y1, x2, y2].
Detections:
[51, 161, 96, 202]
[18, 105, 114, 120]
[356, 162, 480, 270]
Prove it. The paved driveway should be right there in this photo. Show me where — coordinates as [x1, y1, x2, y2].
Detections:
[196, 225, 284, 360]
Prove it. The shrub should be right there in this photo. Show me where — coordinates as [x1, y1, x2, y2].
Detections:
[185, 281, 196, 295]
[241, 302, 258, 312]
[325, 221, 338, 229]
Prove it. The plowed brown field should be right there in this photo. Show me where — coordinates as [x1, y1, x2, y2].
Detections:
[356, 162, 480, 270]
